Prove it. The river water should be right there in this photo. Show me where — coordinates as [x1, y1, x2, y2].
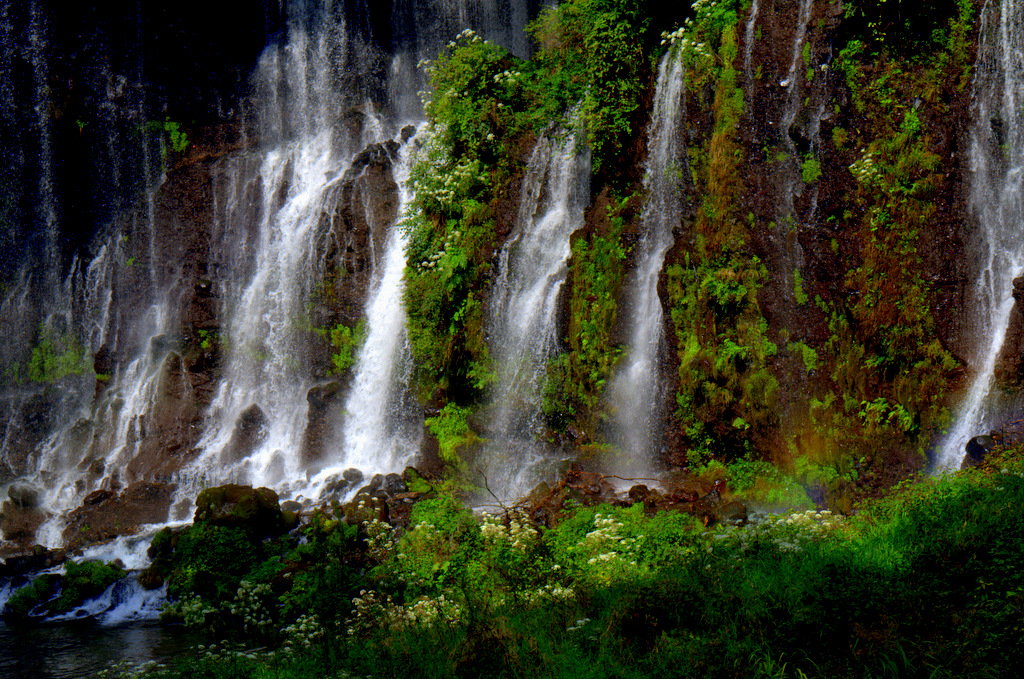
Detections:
[0, 620, 195, 677]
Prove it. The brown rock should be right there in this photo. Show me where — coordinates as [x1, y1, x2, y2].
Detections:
[62, 482, 177, 551]
[0, 501, 46, 547]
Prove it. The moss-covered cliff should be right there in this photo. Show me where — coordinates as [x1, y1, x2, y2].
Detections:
[402, 0, 985, 505]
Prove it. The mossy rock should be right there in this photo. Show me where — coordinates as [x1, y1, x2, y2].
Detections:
[138, 556, 172, 590]
[193, 484, 285, 537]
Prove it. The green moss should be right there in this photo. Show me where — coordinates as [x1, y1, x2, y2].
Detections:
[792, 267, 808, 305]
[51, 560, 126, 615]
[800, 155, 822, 184]
[544, 194, 629, 434]
[3, 574, 60, 620]
[425, 403, 482, 467]
[788, 341, 818, 374]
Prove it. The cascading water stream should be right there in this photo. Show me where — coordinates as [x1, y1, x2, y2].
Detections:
[608, 48, 687, 473]
[743, 0, 761, 92]
[328, 137, 423, 479]
[938, 0, 1024, 469]
[482, 120, 590, 498]
[776, 0, 817, 228]
[185, 127, 367, 493]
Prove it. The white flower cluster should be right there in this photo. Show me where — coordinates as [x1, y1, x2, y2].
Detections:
[176, 594, 217, 629]
[480, 511, 537, 553]
[396, 594, 462, 629]
[447, 28, 483, 49]
[418, 230, 461, 272]
[231, 580, 274, 637]
[281, 613, 325, 652]
[516, 582, 574, 605]
[419, 156, 484, 210]
[193, 641, 273, 664]
[493, 69, 522, 85]
[346, 588, 462, 634]
[660, 24, 709, 59]
[365, 516, 397, 561]
[580, 513, 641, 568]
[850, 150, 881, 185]
[567, 616, 591, 632]
[96, 660, 168, 678]
[714, 509, 844, 554]
[659, 0, 718, 58]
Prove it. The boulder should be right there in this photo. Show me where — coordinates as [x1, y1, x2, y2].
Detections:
[0, 501, 46, 547]
[318, 474, 350, 501]
[382, 473, 406, 497]
[0, 546, 66, 578]
[193, 484, 285, 537]
[962, 434, 998, 469]
[7, 482, 41, 509]
[717, 501, 748, 526]
[306, 381, 343, 409]
[221, 404, 268, 464]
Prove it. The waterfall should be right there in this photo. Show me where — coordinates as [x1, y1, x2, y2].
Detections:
[0, 0, 537, 546]
[330, 137, 422, 478]
[482, 120, 590, 498]
[608, 48, 687, 474]
[183, 127, 370, 493]
[777, 0, 818, 226]
[938, 0, 1024, 469]
[177, 1, 407, 501]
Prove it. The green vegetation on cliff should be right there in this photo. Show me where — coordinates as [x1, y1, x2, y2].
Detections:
[403, 0, 653, 446]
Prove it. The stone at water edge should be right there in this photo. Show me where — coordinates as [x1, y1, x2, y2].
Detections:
[193, 484, 286, 537]
[342, 468, 364, 486]
[0, 546, 67, 578]
[962, 434, 998, 469]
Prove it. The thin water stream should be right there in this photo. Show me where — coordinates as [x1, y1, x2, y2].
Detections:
[938, 0, 1024, 468]
[609, 48, 687, 473]
[483, 121, 590, 498]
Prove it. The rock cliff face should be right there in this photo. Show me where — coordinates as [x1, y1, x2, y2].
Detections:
[0, 0, 1010, 549]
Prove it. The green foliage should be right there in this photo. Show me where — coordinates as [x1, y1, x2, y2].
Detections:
[2, 560, 126, 621]
[792, 267, 808, 305]
[529, 0, 651, 177]
[52, 560, 126, 614]
[144, 118, 189, 154]
[545, 195, 629, 433]
[166, 523, 261, 601]
[800, 154, 822, 184]
[842, 0, 975, 56]
[424, 403, 481, 466]
[403, 0, 654, 404]
[8, 324, 92, 385]
[326, 319, 366, 374]
[709, 458, 813, 507]
[823, 37, 965, 456]
[668, 254, 779, 464]
[788, 340, 818, 373]
[3, 573, 60, 620]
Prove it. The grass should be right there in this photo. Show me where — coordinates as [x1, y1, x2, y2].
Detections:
[94, 446, 1024, 679]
